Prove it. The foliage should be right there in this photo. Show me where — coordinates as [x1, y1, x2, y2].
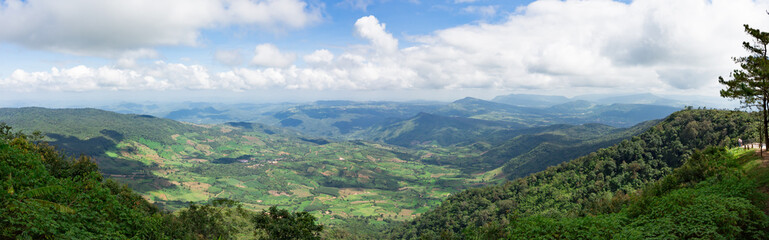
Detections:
[719, 24, 769, 148]
[0, 123, 324, 239]
[253, 206, 324, 240]
[389, 109, 759, 238]
[0, 122, 164, 239]
[492, 147, 769, 239]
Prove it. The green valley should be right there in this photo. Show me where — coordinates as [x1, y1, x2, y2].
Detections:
[0, 108, 467, 224]
[0, 105, 659, 228]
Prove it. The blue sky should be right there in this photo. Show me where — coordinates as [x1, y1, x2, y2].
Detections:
[0, 0, 767, 106]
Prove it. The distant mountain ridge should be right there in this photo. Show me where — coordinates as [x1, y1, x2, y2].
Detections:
[492, 93, 691, 108]
[437, 97, 678, 128]
[353, 112, 523, 147]
[492, 94, 570, 108]
[96, 93, 686, 138]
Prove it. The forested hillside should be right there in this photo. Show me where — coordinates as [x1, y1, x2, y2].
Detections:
[404, 120, 656, 174]
[354, 112, 522, 147]
[389, 109, 763, 238]
[0, 124, 323, 239]
[470, 147, 769, 239]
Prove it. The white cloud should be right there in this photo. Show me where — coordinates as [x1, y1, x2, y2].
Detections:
[250, 44, 296, 68]
[0, 0, 322, 56]
[354, 15, 399, 53]
[454, 0, 479, 3]
[215, 50, 245, 66]
[4, 0, 769, 97]
[462, 5, 497, 17]
[303, 49, 335, 65]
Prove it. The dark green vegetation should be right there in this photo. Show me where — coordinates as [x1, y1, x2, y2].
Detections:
[389, 109, 768, 238]
[0, 124, 322, 239]
[467, 147, 768, 239]
[495, 121, 659, 180]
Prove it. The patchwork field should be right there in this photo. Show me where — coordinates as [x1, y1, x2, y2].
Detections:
[95, 124, 484, 225]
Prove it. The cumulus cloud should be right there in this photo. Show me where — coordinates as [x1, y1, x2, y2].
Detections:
[354, 15, 399, 53]
[250, 44, 296, 68]
[4, 0, 769, 96]
[0, 0, 322, 56]
[303, 49, 335, 65]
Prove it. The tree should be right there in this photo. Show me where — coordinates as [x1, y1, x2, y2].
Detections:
[719, 24, 769, 154]
[253, 206, 323, 240]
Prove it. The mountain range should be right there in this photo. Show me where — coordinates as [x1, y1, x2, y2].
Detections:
[1, 97, 761, 239]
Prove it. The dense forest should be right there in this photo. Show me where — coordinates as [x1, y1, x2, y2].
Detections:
[0, 123, 323, 239]
[467, 146, 769, 239]
[388, 109, 769, 238]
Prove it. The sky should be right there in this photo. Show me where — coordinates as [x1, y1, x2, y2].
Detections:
[1, 0, 769, 107]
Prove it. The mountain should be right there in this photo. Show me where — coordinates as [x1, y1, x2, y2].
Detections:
[389, 109, 758, 238]
[492, 93, 707, 109]
[354, 112, 522, 147]
[591, 93, 686, 107]
[493, 121, 658, 179]
[0, 107, 198, 154]
[434, 97, 542, 117]
[98, 98, 679, 140]
[546, 100, 596, 113]
[491, 94, 571, 108]
[545, 101, 680, 127]
[262, 101, 445, 138]
[433, 97, 679, 127]
[100, 102, 299, 124]
[354, 110, 658, 175]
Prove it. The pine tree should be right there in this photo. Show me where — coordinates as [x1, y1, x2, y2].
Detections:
[719, 24, 769, 153]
